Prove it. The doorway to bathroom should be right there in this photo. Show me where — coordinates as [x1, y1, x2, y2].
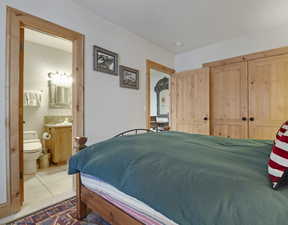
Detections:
[23, 27, 74, 214]
[2, 7, 84, 220]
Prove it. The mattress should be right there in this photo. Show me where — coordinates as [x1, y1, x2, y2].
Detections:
[81, 173, 178, 225]
[70, 132, 286, 225]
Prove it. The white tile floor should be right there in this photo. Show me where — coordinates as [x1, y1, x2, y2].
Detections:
[0, 165, 75, 224]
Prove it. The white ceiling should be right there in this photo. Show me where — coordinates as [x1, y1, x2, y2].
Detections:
[25, 28, 72, 53]
[72, 0, 288, 53]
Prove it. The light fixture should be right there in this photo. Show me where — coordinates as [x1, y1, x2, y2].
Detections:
[175, 41, 183, 47]
[48, 72, 72, 87]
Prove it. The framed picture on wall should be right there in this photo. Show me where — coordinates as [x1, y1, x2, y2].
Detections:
[119, 65, 139, 90]
[93, 45, 119, 75]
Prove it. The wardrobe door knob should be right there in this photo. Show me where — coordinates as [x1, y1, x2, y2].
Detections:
[249, 117, 255, 121]
[203, 117, 208, 121]
[242, 117, 247, 121]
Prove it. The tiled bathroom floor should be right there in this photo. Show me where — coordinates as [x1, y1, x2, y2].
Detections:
[0, 165, 75, 224]
[24, 165, 74, 204]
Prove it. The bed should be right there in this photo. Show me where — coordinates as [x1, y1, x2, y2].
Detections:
[69, 131, 288, 225]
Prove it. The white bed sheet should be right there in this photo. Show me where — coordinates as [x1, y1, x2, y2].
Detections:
[81, 173, 178, 225]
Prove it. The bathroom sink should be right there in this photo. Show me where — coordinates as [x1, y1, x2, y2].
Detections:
[45, 122, 72, 127]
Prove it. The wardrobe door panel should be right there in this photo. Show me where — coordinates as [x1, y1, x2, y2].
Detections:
[248, 54, 288, 140]
[171, 68, 210, 135]
[211, 62, 248, 138]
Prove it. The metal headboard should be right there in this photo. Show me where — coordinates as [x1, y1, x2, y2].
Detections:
[114, 129, 154, 137]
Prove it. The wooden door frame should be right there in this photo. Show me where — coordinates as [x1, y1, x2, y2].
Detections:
[146, 60, 175, 129]
[0, 7, 85, 218]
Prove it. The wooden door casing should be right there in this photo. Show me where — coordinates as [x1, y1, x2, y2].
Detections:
[171, 68, 210, 135]
[210, 62, 248, 139]
[2, 7, 84, 218]
[248, 54, 288, 140]
[146, 60, 175, 129]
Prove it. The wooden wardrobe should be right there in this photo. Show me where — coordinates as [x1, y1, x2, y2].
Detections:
[171, 47, 288, 140]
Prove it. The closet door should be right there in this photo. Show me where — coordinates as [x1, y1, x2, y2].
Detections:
[248, 54, 288, 140]
[170, 68, 210, 134]
[210, 62, 248, 138]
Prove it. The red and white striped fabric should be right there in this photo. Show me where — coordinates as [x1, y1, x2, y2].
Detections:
[268, 121, 288, 189]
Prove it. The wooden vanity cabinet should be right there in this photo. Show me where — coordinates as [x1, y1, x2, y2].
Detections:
[45, 126, 72, 164]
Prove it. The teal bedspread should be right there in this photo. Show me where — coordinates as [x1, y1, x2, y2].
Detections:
[69, 131, 288, 225]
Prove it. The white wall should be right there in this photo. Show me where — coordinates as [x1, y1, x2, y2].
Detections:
[0, 0, 174, 205]
[175, 23, 288, 71]
[24, 41, 72, 137]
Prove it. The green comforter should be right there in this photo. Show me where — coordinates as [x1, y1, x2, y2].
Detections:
[69, 131, 288, 225]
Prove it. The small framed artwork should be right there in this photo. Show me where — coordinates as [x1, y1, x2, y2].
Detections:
[119, 65, 139, 90]
[93, 45, 119, 75]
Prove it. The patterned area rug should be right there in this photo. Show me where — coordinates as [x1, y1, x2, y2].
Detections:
[7, 197, 111, 225]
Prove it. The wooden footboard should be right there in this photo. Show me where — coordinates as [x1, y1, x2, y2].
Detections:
[74, 137, 143, 225]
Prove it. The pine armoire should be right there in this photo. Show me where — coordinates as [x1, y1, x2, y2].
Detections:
[171, 47, 288, 140]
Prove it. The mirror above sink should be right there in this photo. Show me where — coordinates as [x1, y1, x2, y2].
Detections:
[48, 72, 72, 109]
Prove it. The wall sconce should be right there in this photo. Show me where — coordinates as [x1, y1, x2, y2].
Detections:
[48, 72, 72, 87]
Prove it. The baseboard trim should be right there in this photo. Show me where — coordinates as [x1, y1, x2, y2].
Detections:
[0, 202, 11, 219]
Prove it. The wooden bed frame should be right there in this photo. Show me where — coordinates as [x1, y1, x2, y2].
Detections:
[74, 137, 144, 225]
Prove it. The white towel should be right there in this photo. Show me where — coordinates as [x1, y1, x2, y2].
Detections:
[24, 90, 42, 107]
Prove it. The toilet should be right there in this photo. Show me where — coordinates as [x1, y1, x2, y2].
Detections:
[24, 131, 43, 175]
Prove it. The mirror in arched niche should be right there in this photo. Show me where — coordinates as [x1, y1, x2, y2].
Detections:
[154, 77, 169, 116]
[150, 69, 170, 130]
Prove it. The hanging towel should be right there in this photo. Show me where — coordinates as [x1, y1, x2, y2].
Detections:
[24, 90, 42, 107]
